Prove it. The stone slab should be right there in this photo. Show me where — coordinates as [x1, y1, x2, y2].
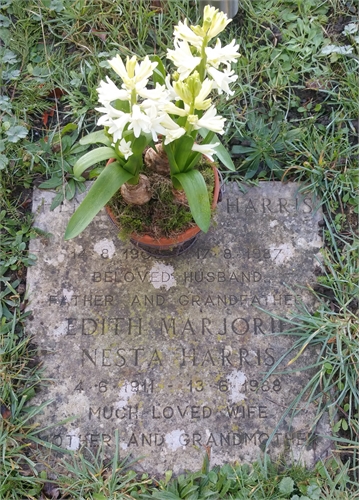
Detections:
[27, 182, 330, 475]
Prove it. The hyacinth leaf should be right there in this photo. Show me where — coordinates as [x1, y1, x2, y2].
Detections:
[65, 161, 133, 240]
[199, 129, 235, 171]
[173, 170, 211, 233]
[163, 142, 179, 175]
[174, 134, 195, 172]
[183, 151, 201, 172]
[79, 130, 111, 147]
[150, 55, 166, 86]
[211, 138, 235, 171]
[131, 134, 149, 155]
[73, 147, 116, 179]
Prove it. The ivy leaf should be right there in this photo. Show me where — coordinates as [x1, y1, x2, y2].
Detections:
[0, 154, 9, 170]
[5, 125, 28, 143]
[49, 0, 65, 12]
[3, 49, 18, 64]
[3, 69, 21, 80]
[0, 14, 10, 27]
[307, 484, 321, 500]
[0, 95, 12, 113]
[279, 476, 294, 495]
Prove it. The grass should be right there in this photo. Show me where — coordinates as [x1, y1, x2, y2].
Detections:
[1, 0, 358, 497]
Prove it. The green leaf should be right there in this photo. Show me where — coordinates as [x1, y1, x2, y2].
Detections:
[65, 179, 76, 200]
[73, 147, 116, 179]
[122, 152, 143, 178]
[163, 142, 179, 175]
[210, 136, 235, 171]
[38, 176, 63, 189]
[150, 55, 166, 86]
[5, 125, 28, 143]
[0, 14, 10, 27]
[199, 129, 235, 170]
[341, 419, 348, 431]
[64, 161, 133, 240]
[93, 494, 107, 500]
[79, 130, 111, 147]
[278, 476, 294, 495]
[0, 153, 9, 170]
[174, 134, 194, 171]
[131, 133, 149, 155]
[232, 145, 254, 154]
[50, 191, 64, 211]
[3, 48, 18, 64]
[3, 69, 20, 80]
[307, 484, 321, 499]
[60, 122, 78, 136]
[173, 170, 211, 233]
[0, 95, 12, 113]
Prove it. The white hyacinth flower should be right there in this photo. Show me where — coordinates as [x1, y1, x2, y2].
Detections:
[206, 39, 240, 70]
[143, 105, 168, 142]
[187, 114, 199, 127]
[207, 66, 238, 96]
[192, 142, 220, 162]
[108, 54, 157, 92]
[174, 19, 203, 48]
[96, 104, 131, 142]
[118, 138, 133, 159]
[138, 83, 170, 104]
[128, 104, 152, 138]
[96, 102, 127, 121]
[97, 76, 129, 105]
[163, 127, 186, 145]
[106, 114, 132, 144]
[164, 74, 178, 101]
[160, 114, 186, 144]
[194, 78, 213, 110]
[195, 106, 225, 134]
[164, 102, 189, 117]
[167, 40, 201, 80]
[199, 5, 231, 39]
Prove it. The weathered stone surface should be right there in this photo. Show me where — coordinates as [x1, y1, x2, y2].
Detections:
[27, 182, 330, 475]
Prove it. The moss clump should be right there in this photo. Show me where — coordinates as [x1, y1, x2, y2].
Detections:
[107, 160, 216, 240]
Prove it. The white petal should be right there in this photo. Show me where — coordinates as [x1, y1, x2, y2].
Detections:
[191, 142, 220, 161]
[118, 138, 133, 160]
[207, 66, 237, 95]
[163, 127, 186, 145]
[97, 76, 129, 105]
[206, 39, 240, 70]
[174, 19, 203, 48]
[196, 106, 225, 134]
[108, 54, 128, 80]
[167, 40, 201, 79]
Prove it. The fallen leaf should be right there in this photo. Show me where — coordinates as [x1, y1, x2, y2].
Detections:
[0, 404, 11, 419]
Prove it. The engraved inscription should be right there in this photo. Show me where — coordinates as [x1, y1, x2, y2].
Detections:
[27, 183, 328, 474]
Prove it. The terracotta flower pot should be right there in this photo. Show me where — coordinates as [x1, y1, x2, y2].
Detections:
[105, 162, 221, 257]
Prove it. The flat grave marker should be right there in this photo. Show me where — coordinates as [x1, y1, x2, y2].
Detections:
[27, 182, 330, 474]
